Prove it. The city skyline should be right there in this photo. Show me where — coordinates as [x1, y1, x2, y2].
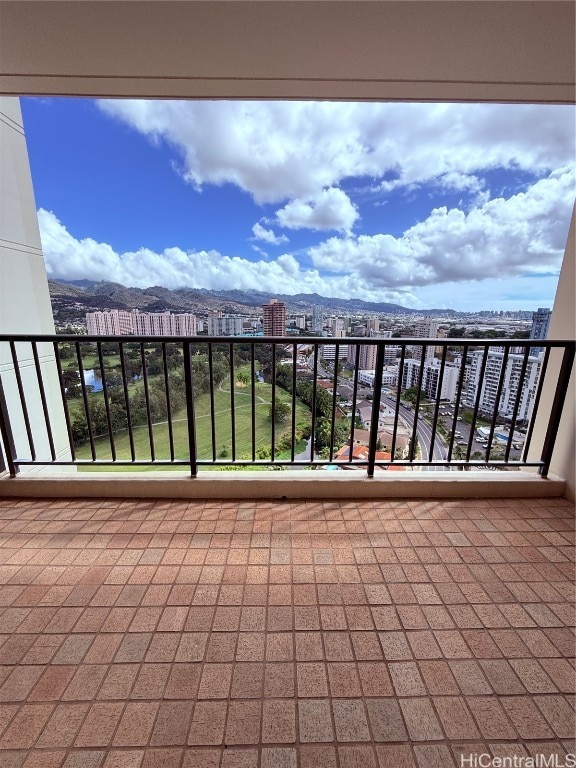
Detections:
[23, 98, 576, 312]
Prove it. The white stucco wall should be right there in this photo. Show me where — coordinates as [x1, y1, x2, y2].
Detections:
[0, 96, 71, 472]
[528, 209, 575, 499]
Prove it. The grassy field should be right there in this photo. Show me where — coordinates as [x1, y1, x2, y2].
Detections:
[64, 354, 122, 370]
[75, 374, 311, 470]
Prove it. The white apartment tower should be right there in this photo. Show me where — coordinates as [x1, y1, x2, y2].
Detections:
[412, 317, 438, 362]
[401, 358, 460, 402]
[311, 304, 324, 335]
[465, 350, 543, 422]
[207, 316, 244, 336]
[530, 308, 551, 340]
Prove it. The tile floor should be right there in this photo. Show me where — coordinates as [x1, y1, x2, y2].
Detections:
[0, 496, 574, 767]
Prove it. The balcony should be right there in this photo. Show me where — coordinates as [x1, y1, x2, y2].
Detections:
[0, 335, 574, 500]
[0, 493, 573, 766]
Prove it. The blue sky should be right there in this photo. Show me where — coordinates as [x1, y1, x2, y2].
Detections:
[22, 98, 575, 311]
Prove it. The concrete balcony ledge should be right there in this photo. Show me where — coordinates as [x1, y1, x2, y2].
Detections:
[0, 468, 565, 500]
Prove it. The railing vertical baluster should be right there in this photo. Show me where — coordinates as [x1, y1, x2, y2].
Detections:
[347, 344, 361, 465]
[0, 374, 18, 476]
[522, 347, 550, 461]
[75, 341, 95, 461]
[290, 343, 297, 463]
[504, 345, 530, 464]
[230, 343, 236, 462]
[428, 346, 447, 464]
[140, 343, 155, 462]
[367, 343, 386, 477]
[32, 341, 56, 462]
[466, 344, 490, 462]
[310, 345, 319, 464]
[447, 344, 468, 463]
[539, 344, 575, 476]
[9, 341, 35, 460]
[208, 344, 217, 463]
[486, 347, 510, 464]
[119, 342, 136, 462]
[390, 345, 406, 463]
[162, 343, 175, 462]
[328, 343, 340, 462]
[53, 341, 76, 461]
[96, 341, 116, 462]
[409, 344, 427, 462]
[183, 342, 198, 477]
[270, 343, 276, 463]
[250, 344, 256, 462]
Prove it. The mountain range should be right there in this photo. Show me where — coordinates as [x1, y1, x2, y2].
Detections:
[49, 279, 459, 317]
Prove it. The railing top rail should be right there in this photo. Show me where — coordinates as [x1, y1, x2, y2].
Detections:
[0, 335, 574, 348]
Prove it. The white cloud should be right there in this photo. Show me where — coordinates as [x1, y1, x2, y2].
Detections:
[97, 100, 576, 203]
[38, 208, 412, 305]
[309, 167, 575, 287]
[251, 222, 288, 245]
[37, 168, 573, 312]
[275, 188, 359, 232]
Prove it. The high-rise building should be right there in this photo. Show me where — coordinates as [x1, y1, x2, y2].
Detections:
[401, 358, 460, 402]
[411, 317, 438, 362]
[86, 310, 134, 335]
[347, 344, 378, 369]
[530, 308, 551, 340]
[86, 310, 197, 336]
[465, 349, 543, 422]
[530, 308, 551, 354]
[367, 317, 380, 334]
[320, 344, 349, 362]
[262, 299, 286, 336]
[311, 304, 324, 335]
[207, 316, 244, 336]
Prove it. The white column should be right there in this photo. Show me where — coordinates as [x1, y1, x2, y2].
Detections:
[0, 97, 71, 473]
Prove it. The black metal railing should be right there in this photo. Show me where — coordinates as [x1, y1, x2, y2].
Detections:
[0, 335, 573, 478]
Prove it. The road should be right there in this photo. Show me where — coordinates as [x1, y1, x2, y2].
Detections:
[382, 396, 449, 470]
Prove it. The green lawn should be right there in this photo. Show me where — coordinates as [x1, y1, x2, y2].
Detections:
[65, 354, 122, 370]
[76, 376, 311, 470]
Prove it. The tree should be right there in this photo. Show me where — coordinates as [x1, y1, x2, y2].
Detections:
[269, 402, 291, 424]
[402, 386, 421, 405]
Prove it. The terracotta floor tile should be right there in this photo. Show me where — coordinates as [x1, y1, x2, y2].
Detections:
[261, 748, 297, 768]
[264, 663, 295, 698]
[358, 662, 394, 696]
[188, 701, 227, 746]
[75, 702, 124, 747]
[0, 495, 573, 765]
[35, 703, 89, 748]
[533, 695, 576, 739]
[413, 744, 456, 768]
[366, 698, 408, 742]
[400, 698, 443, 742]
[298, 699, 334, 743]
[262, 699, 296, 743]
[433, 696, 480, 740]
[224, 699, 261, 745]
[338, 745, 378, 768]
[150, 701, 193, 746]
[466, 697, 517, 740]
[328, 662, 362, 697]
[389, 662, 427, 696]
[332, 699, 370, 742]
[231, 663, 263, 699]
[300, 744, 337, 768]
[219, 749, 258, 768]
